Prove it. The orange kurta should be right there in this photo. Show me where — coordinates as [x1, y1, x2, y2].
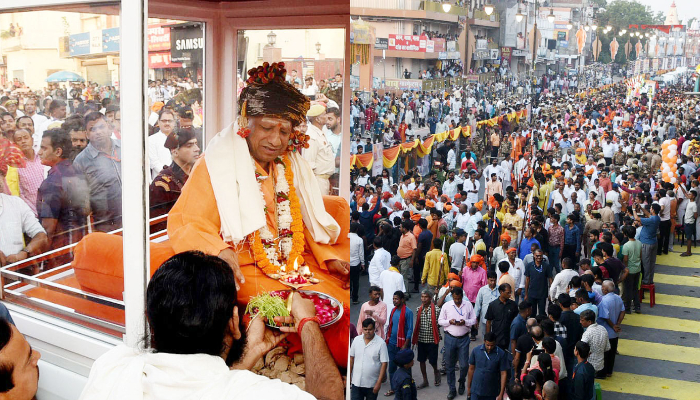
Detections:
[167, 156, 350, 367]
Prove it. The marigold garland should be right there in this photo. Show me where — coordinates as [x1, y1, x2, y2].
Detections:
[250, 155, 305, 276]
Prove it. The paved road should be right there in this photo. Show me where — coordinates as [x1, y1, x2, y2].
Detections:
[350, 245, 700, 400]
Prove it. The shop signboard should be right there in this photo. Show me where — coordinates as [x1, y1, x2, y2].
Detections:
[473, 49, 490, 60]
[148, 51, 182, 69]
[426, 40, 434, 53]
[465, 74, 479, 83]
[433, 38, 446, 52]
[69, 32, 90, 56]
[170, 24, 204, 63]
[90, 30, 103, 54]
[438, 51, 461, 60]
[512, 49, 528, 57]
[374, 37, 388, 50]
[102, 27, 120, 53]
[384, 78, 422, 91]
[388, 34, 427, 52]
[490, 48, 500, 60]
[447, 41, 457, 52]
[350, 75, 360, 89]
[148, 24, 171, 52]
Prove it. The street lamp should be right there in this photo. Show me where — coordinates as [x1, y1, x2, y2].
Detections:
[267, 31, 277, 46]
[315, 41, 321, 54]
[567, 20, 573, 30]
[442, 1, 451, 12]
[606, 25, 612, 31]
[516, 5, 525, 23]
[484, 1, 494, 16]
[547, 8, 555, 23]
[591, 22, 598, 30]
[584, 24, 590, 32]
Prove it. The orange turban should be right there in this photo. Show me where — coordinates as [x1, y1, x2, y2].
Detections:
[488, 195, 499, 210]
[356, 196, 366, 207]
[426, 200, 436, 208]
[470, 254, 486, 270]
[506, 247, 517, 254]
[410, 212, 421, 222]
[427, 186, 438, 200]
[448, 272, 461, 281]
[454, 193, 461, 200]
[382, 192, 392, 201]
[449, 280, 463, 288]
[500, 233, 511, 243]
[475, 200, 484, 211]
[444, 204, 453, 211]
[554, 171, 562, 178]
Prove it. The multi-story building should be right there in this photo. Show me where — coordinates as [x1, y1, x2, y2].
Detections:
[350, 0, 468, 92]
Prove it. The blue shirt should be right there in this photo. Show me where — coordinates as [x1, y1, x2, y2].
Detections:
[574, 303, 598, 319]
[519, 237, 541, 259]
[388, 306, 414, 346]
[350, 199, 381, 240]
[597, 293, 625, 339]
[563, 224, 581, 254]
[638, 215, 660, 245]
[510, 314, 527, 342]
[524, 259, 553, 299]
[468, 344, 509, 397]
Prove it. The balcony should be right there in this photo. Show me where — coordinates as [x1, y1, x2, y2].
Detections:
[351, 0, 460, 23]
[350, 0, 422, 10]
[468, 9, 500, 28]
[0, 35, 23, 53]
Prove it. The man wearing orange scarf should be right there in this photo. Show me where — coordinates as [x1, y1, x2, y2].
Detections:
[412, 289, 442, 389]
[385, 291, 413, 396]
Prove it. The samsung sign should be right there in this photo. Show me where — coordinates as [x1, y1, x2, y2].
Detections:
[170, 24, 204, 63]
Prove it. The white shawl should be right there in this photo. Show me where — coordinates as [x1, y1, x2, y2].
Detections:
[79, 345, 315, 400]
[205, 122, 340, 245]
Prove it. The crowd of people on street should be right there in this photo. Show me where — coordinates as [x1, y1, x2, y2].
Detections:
[349, 74, 700, 400]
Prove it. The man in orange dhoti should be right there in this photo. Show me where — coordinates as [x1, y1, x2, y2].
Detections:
[166, 62, 350, 374]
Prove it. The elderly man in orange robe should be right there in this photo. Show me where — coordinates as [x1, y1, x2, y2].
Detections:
[167, 62, 351, 368]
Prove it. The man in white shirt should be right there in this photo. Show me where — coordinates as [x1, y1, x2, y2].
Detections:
[496, 248, 525, 303]
[350, 319, 389, 398]
[681, 190, 698, 257]
[368, 238, 392, 287]
[464, 171, 480, 208]
[447, 143, 457, 170]
[658, 189, 672, 255]
[349, 223, 365, 304]
[22, 98, 48, 150]
[455, 204, 470, 232]
[449, 229, 468, 271]
[442, 171, 463, 199]
[80, 252, 340, 400]
[148, 109, 176, 179]
[0, 193, 48, 266]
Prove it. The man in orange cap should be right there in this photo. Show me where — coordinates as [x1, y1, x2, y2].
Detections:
[462, 254, 487, 340]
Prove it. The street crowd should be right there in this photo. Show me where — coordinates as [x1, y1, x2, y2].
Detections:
[348, 74, 700, 400]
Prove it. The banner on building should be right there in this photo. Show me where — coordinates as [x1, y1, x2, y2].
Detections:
[149, 52, 182, 69]
[388, 34, 427, 52]
[447, 41, 457, 52]
[350, 75, 360, 89]
[476, 39, 488, 50]
[500, 47, 512, 68]
[383, 78, 423, 91]
[148, 24, 172, 52]
[439, 51, 461, 60]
